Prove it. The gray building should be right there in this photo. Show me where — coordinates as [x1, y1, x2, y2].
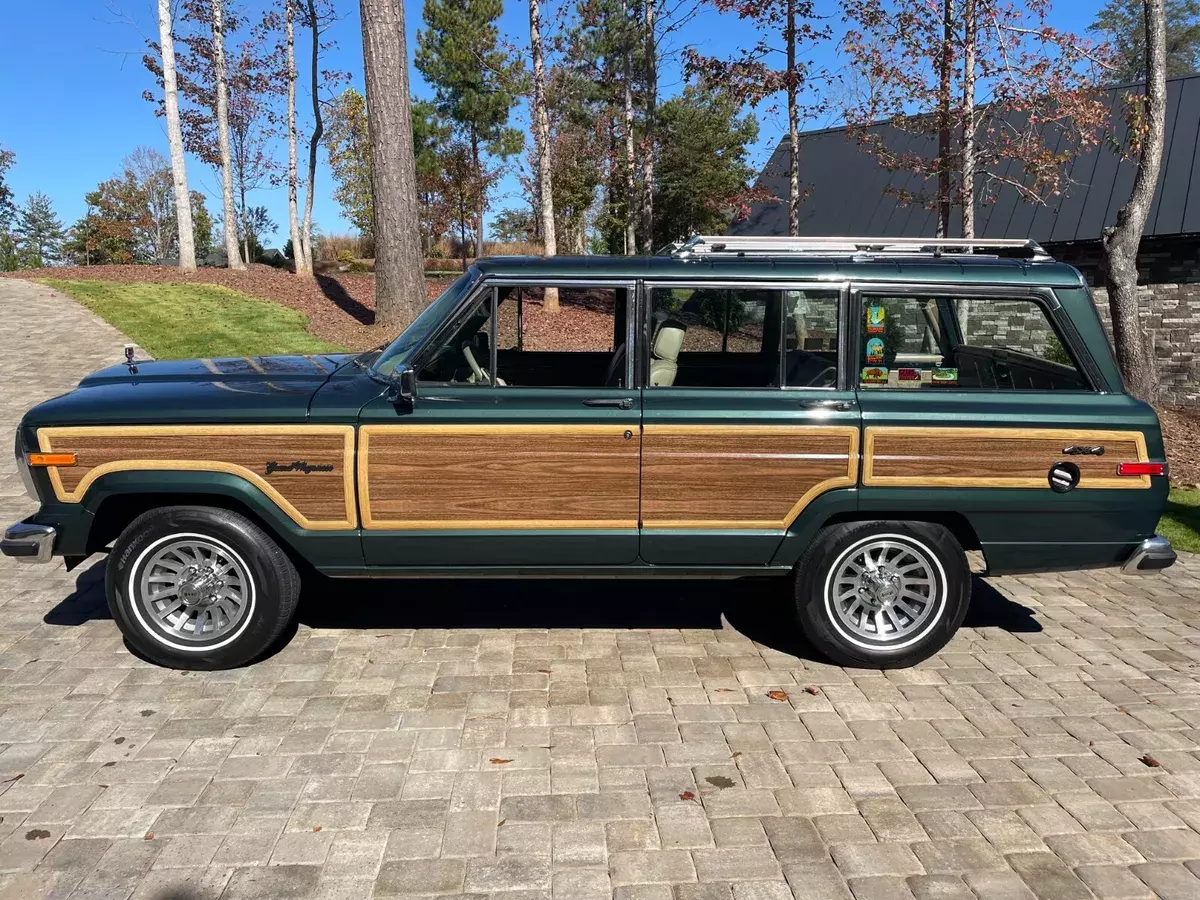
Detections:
[730, 74, 1200, 406]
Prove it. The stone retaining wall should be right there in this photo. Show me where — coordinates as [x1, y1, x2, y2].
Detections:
[1092, 283, 1200, 408]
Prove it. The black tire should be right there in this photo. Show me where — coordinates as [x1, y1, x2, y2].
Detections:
[793, 520, 970, 669]
[106, 506, 300, 670]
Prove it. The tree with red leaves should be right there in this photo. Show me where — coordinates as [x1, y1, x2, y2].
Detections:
[841, 0, 1111, 239]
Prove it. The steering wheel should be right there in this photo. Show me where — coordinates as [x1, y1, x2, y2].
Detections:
[808, 365, 836, 387]
[462, 343, 490, 384]
[461, 343, 506, 386]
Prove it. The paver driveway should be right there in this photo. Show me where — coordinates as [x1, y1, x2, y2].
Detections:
[1, 278, 1200, 900]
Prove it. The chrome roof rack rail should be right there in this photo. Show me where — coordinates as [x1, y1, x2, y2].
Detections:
[667, 235, 1053, 262]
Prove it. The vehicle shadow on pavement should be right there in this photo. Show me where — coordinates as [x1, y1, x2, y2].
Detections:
[38, 562, 1041, 664]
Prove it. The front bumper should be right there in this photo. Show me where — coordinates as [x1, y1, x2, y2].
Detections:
[1121, 535, 1176, 575]
[1, 522, 56, 564]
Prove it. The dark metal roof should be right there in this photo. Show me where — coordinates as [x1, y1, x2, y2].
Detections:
[729, 74, 1200, 243]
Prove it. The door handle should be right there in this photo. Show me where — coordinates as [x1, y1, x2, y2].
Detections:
[800, 399, 854, 411]
[583, 398, 634, 410]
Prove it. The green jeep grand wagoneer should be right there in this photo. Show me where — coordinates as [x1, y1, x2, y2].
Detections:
[2, 236, 1175, 670]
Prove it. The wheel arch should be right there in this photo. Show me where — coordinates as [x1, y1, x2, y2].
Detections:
[772, 508, 983, 569]
[79, 470, 361, 572]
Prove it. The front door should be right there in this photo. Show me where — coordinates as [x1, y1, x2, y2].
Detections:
[358, 280, 641, 568]
[639, 282, 861, 565]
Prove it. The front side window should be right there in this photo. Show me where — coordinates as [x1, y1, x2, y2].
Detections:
[857, 294, 1088, 391]
[417, 283, 629, 388]
[648, 287, 780, 388]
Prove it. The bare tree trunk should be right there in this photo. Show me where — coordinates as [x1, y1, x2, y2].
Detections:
[471, 131, 483, 258]
[529, 0, 558, 311]
[1102, 0, 1167, 400]
[622, 0, 636, 256]
[961, 0, 976, 243]
[786, 0, 800, 236]
[285, 0, 307, 274]
[212, 0, 245, 270]
[957, 0, 977, 333]
[359, 0, 427, 330]
[936, 0, 952, 238]
[301, 0, 323, 271]
[640, 0, 656, 253]
[158, 0, 195, 271]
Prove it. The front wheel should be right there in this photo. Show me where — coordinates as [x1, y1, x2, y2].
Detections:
[106, 506, 300, 670]
[794, 521, 970, 668]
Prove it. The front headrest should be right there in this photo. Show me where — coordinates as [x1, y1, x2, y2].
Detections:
[652, 322, 686, 362]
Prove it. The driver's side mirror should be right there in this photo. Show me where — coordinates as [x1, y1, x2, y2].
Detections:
[389, 366, 416, 406]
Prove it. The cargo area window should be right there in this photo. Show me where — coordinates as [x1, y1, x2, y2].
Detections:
[857, 294, 1089, 391]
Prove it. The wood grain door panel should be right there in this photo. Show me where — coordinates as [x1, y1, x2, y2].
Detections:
[641, 425, 860, 529]
[359, 424, 640, 529]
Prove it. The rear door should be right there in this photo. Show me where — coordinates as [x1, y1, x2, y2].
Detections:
[851, 284, 1164, 573]
[358, 279, 641, 568]
[639, 280, 861, 565]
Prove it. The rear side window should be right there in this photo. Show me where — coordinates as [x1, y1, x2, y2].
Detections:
[858, 295, 1089, 391]
[649, 287, 779, 388]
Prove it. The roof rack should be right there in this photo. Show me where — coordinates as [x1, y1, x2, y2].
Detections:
[667, 235, 1053, 262]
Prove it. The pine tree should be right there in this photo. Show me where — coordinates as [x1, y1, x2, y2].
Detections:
[13, 193, 65, 268]
[416, 0, 525, 255]
[1091, 0, 1200, 81]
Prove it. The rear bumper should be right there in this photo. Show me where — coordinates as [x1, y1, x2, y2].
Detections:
[1, 522, 57, 564]
[1121, 535, 1176, 575]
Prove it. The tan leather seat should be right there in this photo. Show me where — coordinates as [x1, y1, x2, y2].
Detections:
[649, 322, 686, 387]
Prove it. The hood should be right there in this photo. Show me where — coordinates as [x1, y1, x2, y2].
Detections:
[78, 353, 352, 388]
[24, 353, 359, 427]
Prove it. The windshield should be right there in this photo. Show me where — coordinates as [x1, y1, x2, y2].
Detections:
[371, 270, 477, 377]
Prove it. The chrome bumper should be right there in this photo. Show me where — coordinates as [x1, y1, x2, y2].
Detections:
[1, 522, 56, 564]
[1121, 535, 1176, 575]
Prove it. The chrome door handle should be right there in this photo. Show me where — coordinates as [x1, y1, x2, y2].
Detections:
[800, 399, 854, 411]
[583, 398, 634, 410]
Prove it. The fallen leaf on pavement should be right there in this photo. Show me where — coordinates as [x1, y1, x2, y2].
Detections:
[490, 758, 513, 765]
[767, 690, 790, 702]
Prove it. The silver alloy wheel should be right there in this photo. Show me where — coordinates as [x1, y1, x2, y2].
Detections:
[824, 535, 946, 650]
[135, 536, 252, 647]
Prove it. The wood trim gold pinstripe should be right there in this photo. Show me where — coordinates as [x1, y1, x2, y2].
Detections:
[36, 425, 358, 530]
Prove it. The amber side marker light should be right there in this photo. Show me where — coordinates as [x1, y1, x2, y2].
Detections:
[1117, 462, 1167, 477]
[27, 452, 77, 467]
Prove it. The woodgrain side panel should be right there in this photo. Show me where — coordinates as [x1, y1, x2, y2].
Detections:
[360, 424, 640, 530]
[37, 425, 357, 529]
[641, 425, 859, 529]
[864, 427, 1151, 489]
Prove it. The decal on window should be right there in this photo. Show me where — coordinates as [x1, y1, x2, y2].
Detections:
[866, 305, 886, 334]
[865, 337, 885, 364]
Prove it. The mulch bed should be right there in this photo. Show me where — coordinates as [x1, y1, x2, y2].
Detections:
[2, 264, 454, 351]
[1159, 406, 1200, 488]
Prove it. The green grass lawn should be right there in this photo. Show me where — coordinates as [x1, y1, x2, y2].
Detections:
[1160, 487, 1200, 554]
[44, 280, 345, 359]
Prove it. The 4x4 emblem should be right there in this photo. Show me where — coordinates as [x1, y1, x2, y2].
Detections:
[265, 461, 335, 475]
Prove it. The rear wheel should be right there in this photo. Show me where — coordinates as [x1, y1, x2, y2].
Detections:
[106, 506, 300, 670]
[794, 521, 970, 668]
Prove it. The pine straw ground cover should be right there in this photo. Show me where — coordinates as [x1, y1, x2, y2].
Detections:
[2, 264, 456, 351]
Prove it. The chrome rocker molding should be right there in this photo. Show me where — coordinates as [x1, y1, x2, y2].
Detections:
[1, 522, 57, 564]
[1121, 535, 1177, 575]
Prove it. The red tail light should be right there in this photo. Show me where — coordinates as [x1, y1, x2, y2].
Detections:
[1117, 462, 1167, 477]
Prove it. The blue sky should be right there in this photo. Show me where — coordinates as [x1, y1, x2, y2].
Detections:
[0, 0, 1103, 245]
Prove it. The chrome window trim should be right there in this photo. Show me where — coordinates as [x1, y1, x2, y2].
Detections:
[848, 282, 1100, 393]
